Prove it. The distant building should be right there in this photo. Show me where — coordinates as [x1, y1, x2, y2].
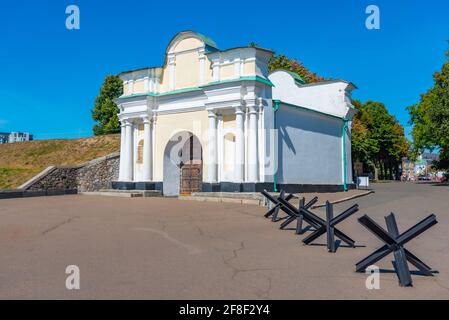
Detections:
[401, 152, 440, 181]
[0, 132, 33, 144]
[0, 133, 9, 144]
[420, 152, 439, 163]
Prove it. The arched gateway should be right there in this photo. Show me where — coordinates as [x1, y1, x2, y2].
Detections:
[163, 131, 203, 196]
[112, 30, 357, 195]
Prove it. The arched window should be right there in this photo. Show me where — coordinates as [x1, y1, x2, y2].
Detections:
[137, 139, 144, 164]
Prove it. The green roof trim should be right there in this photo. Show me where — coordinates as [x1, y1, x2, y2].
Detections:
[194, 32, 218, 50]
[117, 77, 273, 100]
[272, 100, 281, 193]
[287, 71, 306, 85]
[342, 118, 350, 192]
[203, 76, 274, 88]
[271, 69, 305, 85]
[158, 87, 203, 96]
[117, 86, 202, 99]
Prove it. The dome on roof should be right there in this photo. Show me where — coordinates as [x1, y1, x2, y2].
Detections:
[269, 69, 305, 85]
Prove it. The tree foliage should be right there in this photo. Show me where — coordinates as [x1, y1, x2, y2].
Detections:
[408, 43, 449, 167]
[352, 100, 409, 180]
[268, 54, 324, 84]
[433, 148, 449, 170]
[92, 75, 123, 136]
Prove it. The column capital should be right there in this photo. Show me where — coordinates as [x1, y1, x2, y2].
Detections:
[207, 109, 218, 118]
[198, 47, 206, 59]
[235, 105, 245, 115]
[247, 104, 259, 115]
[168, 53, 176, 64]
[141, 116, 151, 124]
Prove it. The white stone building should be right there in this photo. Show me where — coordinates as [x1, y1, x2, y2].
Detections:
[0, 132, 33, 144]
[113, 31, 357, 196]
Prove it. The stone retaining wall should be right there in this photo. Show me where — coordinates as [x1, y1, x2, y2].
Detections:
[77, 154, 120, 192]
[0, 153, 120, 199]
[26, 167, 79, 192]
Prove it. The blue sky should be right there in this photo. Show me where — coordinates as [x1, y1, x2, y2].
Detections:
[0, 0, 447, 140]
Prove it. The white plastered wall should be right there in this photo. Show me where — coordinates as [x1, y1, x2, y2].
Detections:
[269, 70, 353, 119]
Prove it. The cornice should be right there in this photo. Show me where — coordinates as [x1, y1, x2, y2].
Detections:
[116, 76, 273, 103]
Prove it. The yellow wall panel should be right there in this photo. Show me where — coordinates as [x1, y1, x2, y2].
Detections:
[244, 61, 256, 76]
[159, 66, 170, 92]
[173, 38, 203, 52]
[223, 115, 236, 129]
[220, 64, 235, 80]
[153, 110, 209, 181]
[175, 51, 200, 89]
[203, 58, 213, 84]
[133, 80, 144, 94]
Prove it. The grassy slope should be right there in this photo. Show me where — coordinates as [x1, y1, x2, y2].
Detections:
[0, 134, 120, 189]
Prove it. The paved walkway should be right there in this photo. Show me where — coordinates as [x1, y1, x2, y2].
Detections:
[0, 182, 448, 299]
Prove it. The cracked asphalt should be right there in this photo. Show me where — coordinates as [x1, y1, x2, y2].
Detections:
[0, 182, 448, 299]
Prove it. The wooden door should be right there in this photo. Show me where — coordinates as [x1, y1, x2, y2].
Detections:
[179, 135, 203, 195]
[180, 164, 202, 194]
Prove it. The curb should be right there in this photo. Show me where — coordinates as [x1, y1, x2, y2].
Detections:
[311, 190, 375, 209]
[179, 195, 263, 206]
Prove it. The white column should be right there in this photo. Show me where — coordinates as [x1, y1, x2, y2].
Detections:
[143, 76, 149, 92]
[199, 48, 206, 85]
[247, 105, 259, 182]
[142, 116, 152, 181]
[123, 120, 134, 182]
[235, 106, 245, 182]
[168, 54, 176, 91]
[233, 58, 241, 78]
[119, 122, 126, 181]
[217, 115, 223, 182]
[208, 110, 218, 182]
[151, 114, 157, 179]
[212, 61, 220, 82]
[128, 79, 134, 95]
[257, 99, 265, 182]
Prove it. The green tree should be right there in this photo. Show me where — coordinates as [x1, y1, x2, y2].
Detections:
[408, 42, 449, 167]
[268, 54, 324, 84]
[433, 148, 449, 171]
[352, 100, 409, 180]
[351, 100, 374, 167]
[92, 75, 123, 136]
